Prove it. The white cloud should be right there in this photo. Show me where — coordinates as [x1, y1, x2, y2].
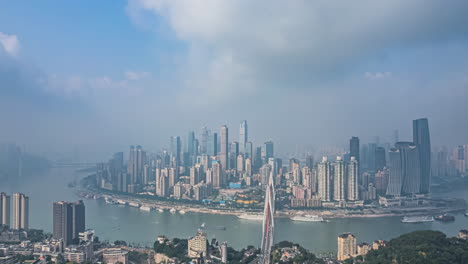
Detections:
[125, 71, 149, 81]
[127, 0, 468, 103]
[0, 32, 20, 56]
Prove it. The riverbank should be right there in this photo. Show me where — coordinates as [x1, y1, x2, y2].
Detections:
[76, 187, 466, 220]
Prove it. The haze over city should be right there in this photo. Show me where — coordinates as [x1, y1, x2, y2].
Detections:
[1, 1, 468, 160]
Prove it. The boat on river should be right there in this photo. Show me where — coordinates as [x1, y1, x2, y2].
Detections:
[401, 216, 434, 223]
[291, 215, 326, 222]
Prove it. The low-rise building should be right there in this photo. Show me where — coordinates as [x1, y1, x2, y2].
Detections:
[103, 248, 129, 264]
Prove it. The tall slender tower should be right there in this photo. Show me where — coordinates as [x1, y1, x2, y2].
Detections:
[347, 157, 359, 201]
[219, 125, 229, 170]
[317, 157, 331, 202]
[0, 193, 11, 227]
[413, 118, 431, 193]
[239, 120, 248, 155]
[350, 137, 360, 162]
[12, 193, 28, 230]
[261, 171, 275, 264]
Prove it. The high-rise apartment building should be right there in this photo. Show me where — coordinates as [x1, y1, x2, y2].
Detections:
[317, 157, 331, 202]
[337, 233, 356, 261]
[333, 157, 346, 201]
[219, 125, 229, 170]
[230, 142, 239, 170]
[0, 193, 10, 227]
[188, 230, 207, 258]
[413, 118, 431, 193]
[375, 147, 386, 171]
[12, 193, 28, 230]
[347, 157, 359, 201]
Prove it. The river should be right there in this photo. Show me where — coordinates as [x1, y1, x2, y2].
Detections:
[3, 167, 468, 254]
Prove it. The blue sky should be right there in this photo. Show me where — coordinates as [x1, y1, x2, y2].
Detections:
[1, 0, 468, 159]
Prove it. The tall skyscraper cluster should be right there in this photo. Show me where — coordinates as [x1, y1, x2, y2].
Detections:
[53, 200, 86, 245]
[96, 120, 279, 202]
[0, 192, 29, 230]
[386, 118, 431, 196]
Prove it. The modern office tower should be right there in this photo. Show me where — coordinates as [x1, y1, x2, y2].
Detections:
[261, 172, 275, 264]
[333, 157, 346, 201]
[230, 142, 239, 170]
[350, 137, 360, 162]
[237, 155, 244, 173]
[317, 157, 332, 202]
[53, 201, 73, 245]
[245, 142, 253, 160]
[454, 145, 466, 173]
[128, 145, 145, 185]
[253, 146, 263, 173]
[0, 193, 10, 227]
[212, 160, 223, 187]
[187, 131, 196, 164]
[72, 200, 85, 242]
[221, 242, 228, 263]
[239, 120, 248, 155]
[127, 145, 136, 184]
[142, 165, 150, 185]
[305, 155, 314, 169]
[413, 118, 431, 193]
[347, 157, 359, 201]
[200, 126, 208, 154]
[207, 132, 218, 157]
[245, 158, 252, 177]
[375, 147, 386, 171]
[386, 148, 403, 196]
[219, 125, 229, 170]
[168, 167, 178, 188]
[396, 142, 421, 195]
[188, 230, 208, 258]
[53, 200, 85, 245]
[263, 141, 274, 162]
[12, 193, 28, 230]
[367, 143, 377, 171]
[170, 136, 182, 165]
[337, 233, 357, 261]
[190, 166, 200, 186]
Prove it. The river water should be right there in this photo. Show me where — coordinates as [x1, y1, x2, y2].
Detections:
[4, 168, 468, 254]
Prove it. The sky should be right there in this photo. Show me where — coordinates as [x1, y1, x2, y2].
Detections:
[1, 0, 468, 161]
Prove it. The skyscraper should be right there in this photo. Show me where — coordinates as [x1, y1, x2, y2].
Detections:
[333, 157, 346, 201]
[413, 118, 431, 193]
[245, 141, 253, 160]
[53, 200, 86, 245]
[72, 200, 85, 242]
[350, 137, 360, 162]
[219, 125, 229, 170]
[261, 171, 275, 264]
[230, 142, 239, 170]
[239, 120, 248, 155]
[375, 147, 386, 171]
[263, 141, 274, 162]
[12, 193, 28, 230]
[317, 157, 331, 202]
[207, 132, 218, 157]
[386, 148, 403, 196]
[397, 142, 421, 195]
[0, 193, 10, 227]
[200, 126, 208, 154]
[53, 201, 73, 245]
[347, 157, 359, 201]
[170, 136, 182, 165]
